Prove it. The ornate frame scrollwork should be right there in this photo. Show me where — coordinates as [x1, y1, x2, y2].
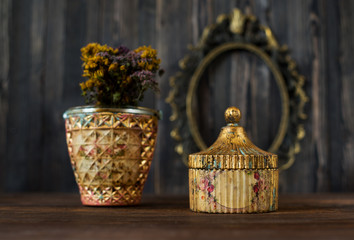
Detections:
[166, 9, 308, 171]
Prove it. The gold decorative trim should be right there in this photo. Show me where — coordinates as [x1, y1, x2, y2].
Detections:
[63, 105, 161, 119]
[189, 154, 278, 170]
[166, 8, 308, 171]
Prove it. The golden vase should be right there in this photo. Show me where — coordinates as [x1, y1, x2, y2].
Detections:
[63, 106, 160, 206]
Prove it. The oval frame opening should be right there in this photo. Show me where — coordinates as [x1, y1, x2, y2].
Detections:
[186, 42, 289, 154]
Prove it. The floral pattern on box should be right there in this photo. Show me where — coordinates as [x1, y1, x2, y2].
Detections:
[189, 169, 278, 213]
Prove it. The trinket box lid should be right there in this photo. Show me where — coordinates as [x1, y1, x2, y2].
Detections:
[188, 107, 278, 170]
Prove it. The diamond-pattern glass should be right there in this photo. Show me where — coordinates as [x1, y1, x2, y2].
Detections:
[65, 111, 158, 206]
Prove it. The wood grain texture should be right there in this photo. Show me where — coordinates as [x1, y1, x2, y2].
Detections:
[5, 0, 33, 191]
[0, 0, 353, 194]
[338, 0, 354, 191]
[28, 0, 46, 191]
[271, 0, 323, 192]
[155, 0, 195, 194]
[42, 0, 73, 191]
[0, 0, 10, 192]
[0, 193, 354, 240]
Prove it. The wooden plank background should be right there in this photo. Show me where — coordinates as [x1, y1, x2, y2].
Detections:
[0, 0, 353, 194]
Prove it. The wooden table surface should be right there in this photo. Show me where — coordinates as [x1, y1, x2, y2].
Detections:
[0, 193, 353, 240]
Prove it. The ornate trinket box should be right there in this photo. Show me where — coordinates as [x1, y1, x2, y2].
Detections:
[189, 107, 279, 213]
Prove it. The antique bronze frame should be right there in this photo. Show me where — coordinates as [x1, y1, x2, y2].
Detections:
[166, 9, 308, 171]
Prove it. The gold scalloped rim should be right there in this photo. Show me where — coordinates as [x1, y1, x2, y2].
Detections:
[189, 154, 277, 170]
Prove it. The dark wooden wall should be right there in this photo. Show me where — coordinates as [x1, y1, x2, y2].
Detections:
[0, 0, 353, 194]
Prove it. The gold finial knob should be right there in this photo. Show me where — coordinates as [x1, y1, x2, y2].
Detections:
[225, 107, 241, 124]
